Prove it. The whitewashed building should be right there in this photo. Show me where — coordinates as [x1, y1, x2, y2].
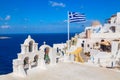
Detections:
[13, 35, 57, 77]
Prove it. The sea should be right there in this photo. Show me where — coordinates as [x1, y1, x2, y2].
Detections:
[0, 33, 76, 75]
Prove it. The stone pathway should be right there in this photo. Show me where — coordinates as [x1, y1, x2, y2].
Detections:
[0, 62, 120, 80]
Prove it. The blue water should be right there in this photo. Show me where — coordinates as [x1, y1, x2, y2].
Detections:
[0, 33, 76, 75]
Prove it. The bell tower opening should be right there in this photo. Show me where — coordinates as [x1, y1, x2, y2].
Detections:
[31, 55, 39, 68]
[33, 55, 39, 65]
[29, 41, 33, 52]
[23, 57, 29, 74]
[44, 47, 50, 64]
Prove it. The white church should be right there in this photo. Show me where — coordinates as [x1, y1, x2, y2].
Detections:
[12, 35, 58, 77]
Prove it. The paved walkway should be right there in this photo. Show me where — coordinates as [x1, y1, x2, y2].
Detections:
[0, 62, 120, 80]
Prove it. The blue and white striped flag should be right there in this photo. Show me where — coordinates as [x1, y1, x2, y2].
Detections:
[69, 12, 86, 23]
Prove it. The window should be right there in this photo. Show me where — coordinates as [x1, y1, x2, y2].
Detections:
[110, 26, 116, 33]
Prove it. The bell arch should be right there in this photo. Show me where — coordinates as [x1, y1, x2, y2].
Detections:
[23, 57, 29, 74]
[29, 41, 33, 52]
[44, 47, 50, 64]
[31, 55, 39, 68]
[33, 55, 39, 63]
[23, 57, 29, 67]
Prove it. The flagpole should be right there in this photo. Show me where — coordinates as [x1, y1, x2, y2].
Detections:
[67, 11, 70, 50]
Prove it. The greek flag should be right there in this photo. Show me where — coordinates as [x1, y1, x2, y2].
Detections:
[69, 12, 86, 23]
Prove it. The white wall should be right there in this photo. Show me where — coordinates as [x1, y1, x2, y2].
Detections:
[116, 12, 120, 24]
[91, 33, 120, 39]
[111, 41, 118, 56]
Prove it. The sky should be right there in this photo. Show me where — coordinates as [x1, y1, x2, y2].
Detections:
[0, 0, 120, 34]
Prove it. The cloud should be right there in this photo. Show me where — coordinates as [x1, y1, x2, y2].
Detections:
[63, 20, 68, 23]
[1, 25, 10, 29]
[5, 15, 11, 20]
[49, 1, 66, 7]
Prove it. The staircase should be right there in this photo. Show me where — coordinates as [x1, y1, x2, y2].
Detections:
[80, 50, 90, 62]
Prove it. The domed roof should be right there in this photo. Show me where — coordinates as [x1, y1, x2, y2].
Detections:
[39, 42, 52, 51]
[91, 20, 101, 27]
[23, 35, 35, 45]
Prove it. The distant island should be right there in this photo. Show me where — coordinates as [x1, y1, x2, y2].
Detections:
[0, 37, 11, 39]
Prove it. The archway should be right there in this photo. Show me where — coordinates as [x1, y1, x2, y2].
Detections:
[23, 57, 29, 74]
[34, 55, 39, 63]
[29, 41, 33, 52]
[24, 57, 29, 67]
[32, 55, 39, 68]
[44, 47, 50, 64]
